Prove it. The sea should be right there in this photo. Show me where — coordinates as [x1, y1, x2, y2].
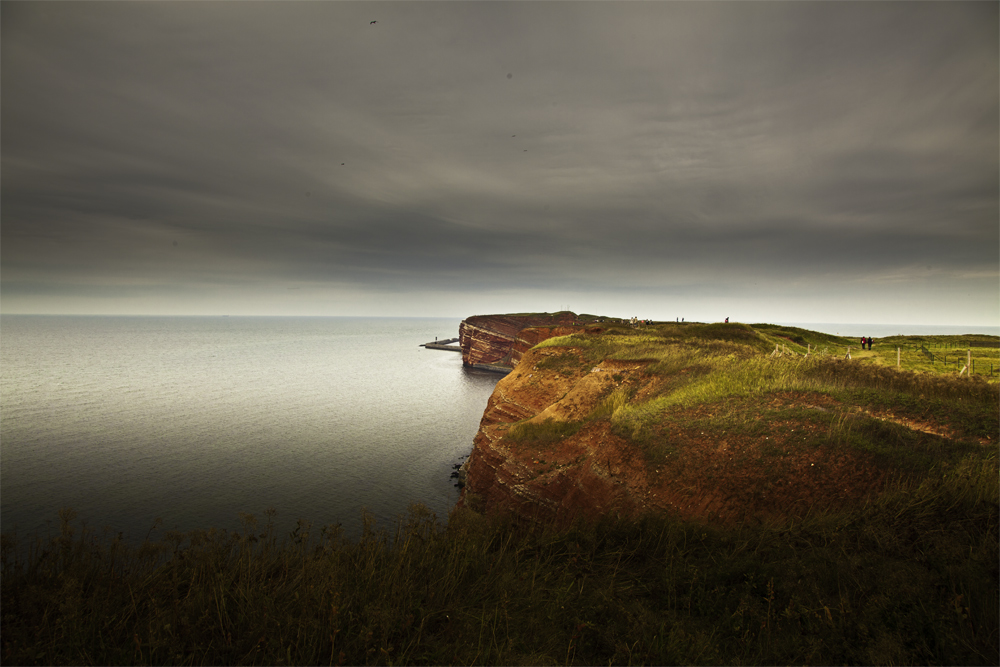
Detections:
[0, 316, 499, 543]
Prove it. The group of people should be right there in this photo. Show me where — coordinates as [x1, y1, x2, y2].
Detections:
[860, 336, 874, 350]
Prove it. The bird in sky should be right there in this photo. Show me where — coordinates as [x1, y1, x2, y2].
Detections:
[370, 20, 377, 25]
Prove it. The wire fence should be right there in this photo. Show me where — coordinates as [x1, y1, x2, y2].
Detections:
[769, 343, 999, 378]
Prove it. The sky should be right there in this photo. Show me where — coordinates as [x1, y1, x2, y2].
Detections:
[2, 1, 998, 326]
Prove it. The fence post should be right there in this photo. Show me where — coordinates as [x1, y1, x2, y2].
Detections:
[968, 349, 971, 378]
[845, 346, 851, 360]
[897, 347, 900, 369]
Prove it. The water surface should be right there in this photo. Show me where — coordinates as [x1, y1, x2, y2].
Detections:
[1, 316, 497, 540]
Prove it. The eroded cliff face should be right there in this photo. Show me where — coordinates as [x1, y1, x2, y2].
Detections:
[458, 344, 654, 525]
[458, 336, 891, 527]
[458, 313, 582, 370]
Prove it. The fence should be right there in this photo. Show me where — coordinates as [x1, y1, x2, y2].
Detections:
[905, 346, 998, 377]
[921, 341, 998, 349]
[775, 343, 998, 378]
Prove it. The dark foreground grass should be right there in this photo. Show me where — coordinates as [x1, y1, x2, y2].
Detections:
[3, 462, 998, 666]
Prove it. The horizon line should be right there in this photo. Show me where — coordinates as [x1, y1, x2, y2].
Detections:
[1, 312, 998, 333]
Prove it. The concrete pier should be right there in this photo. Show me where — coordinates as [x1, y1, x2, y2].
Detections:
[421, 337, 462, 352]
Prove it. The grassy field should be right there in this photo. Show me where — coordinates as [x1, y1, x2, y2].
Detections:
[535, 322, 996, 451]
[3, 321, 997, 665]
[750, 323, 1000, 378]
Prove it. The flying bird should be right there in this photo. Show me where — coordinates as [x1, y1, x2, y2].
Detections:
[370, 20, 377, 25]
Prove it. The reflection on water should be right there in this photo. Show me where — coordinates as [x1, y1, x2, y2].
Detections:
[1, 316, 499, 541]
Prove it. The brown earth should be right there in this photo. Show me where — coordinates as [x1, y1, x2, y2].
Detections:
[863, 408, 994, 446]
[459, 345, 976, 527]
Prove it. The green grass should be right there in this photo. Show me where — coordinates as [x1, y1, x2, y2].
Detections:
[605, 353, 998, 449]
[533, 351, 585, 377]
[751, 323, 851, 350]
[506, 418, 583, 449]
[587, 385, 631, 421]
[534, 323, 998, 481]
[866, 338, 1000, 377]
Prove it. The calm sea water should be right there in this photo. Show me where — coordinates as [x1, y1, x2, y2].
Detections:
[1, 316, 498, 541]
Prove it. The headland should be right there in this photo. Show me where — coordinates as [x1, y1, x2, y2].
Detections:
[456, 313, 999, 527]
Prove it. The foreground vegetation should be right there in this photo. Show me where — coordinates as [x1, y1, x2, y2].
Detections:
[3, 471, 997, 666]
[3, 320, 998, 665]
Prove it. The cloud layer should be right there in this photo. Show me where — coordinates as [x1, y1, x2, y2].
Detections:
[2, 2, 997, 324]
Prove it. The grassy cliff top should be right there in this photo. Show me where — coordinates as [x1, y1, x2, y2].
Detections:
[523, 321, 997, 470]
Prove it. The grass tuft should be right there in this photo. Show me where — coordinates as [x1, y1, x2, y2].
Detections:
[507, 418, 583, 449]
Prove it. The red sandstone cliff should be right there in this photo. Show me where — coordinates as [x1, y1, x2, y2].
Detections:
[457, 343, 652, 525]
[458, 312, 582, 370]
[458, 330, 892, 527]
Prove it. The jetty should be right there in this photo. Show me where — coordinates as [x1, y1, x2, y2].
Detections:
[421, 337, 462, 352]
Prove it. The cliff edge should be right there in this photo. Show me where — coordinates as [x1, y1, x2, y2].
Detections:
[458, 312, 590, 371]
[458, 319, 998, 527]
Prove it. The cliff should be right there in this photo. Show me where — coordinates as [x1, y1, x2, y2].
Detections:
[456, 321, 995, 527]
[457, 342, 656, 524]
[458, 312, 586, 371]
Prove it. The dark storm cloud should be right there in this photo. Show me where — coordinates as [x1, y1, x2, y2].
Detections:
[2, 1, 997, 321]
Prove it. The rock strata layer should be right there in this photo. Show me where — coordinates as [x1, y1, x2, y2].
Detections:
[458, 313, 581, 370]
[458, 342, 651, 525]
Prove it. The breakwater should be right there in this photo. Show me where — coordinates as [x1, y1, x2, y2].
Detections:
[420, 337, 462, 352]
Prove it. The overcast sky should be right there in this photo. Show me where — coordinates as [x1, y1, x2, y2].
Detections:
[2, 1, 997, 325]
